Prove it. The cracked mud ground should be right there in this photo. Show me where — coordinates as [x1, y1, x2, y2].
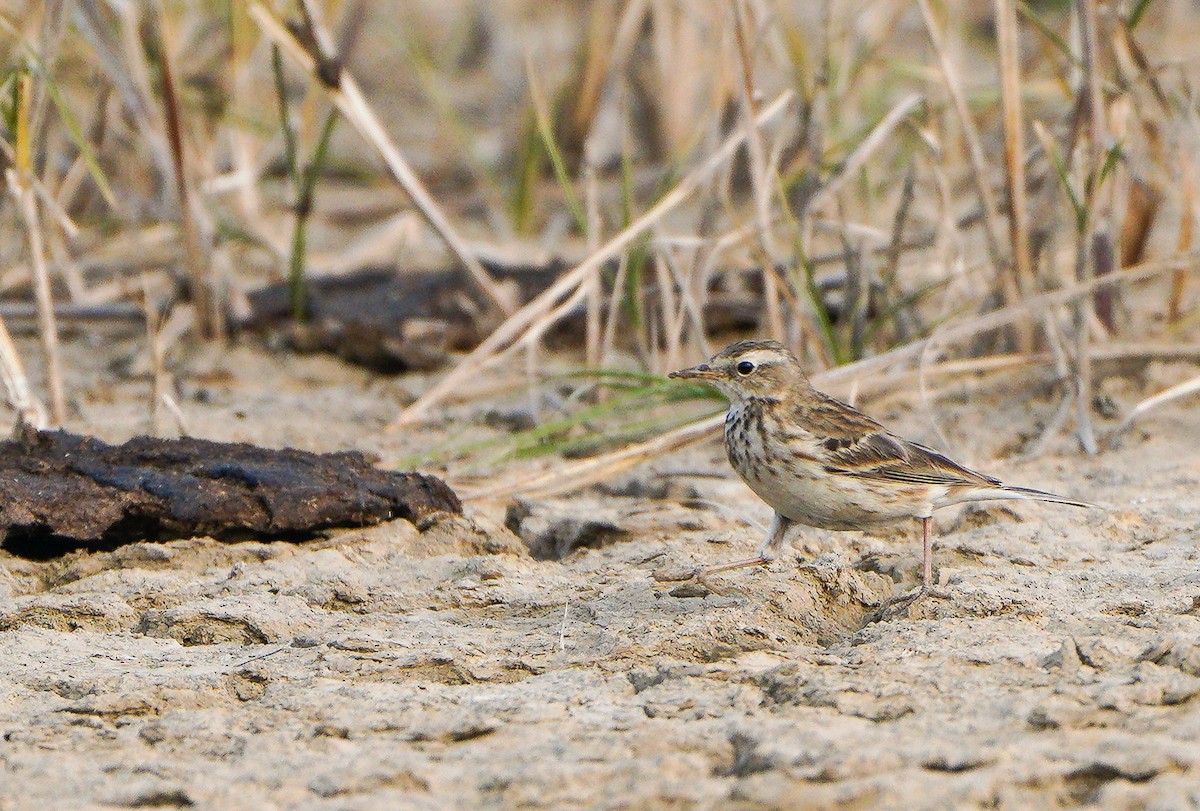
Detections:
[1, 338, 1199, 810]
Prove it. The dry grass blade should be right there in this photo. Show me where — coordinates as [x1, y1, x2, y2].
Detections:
[805, 93, 923, 214]
[0, 311, 46, 432]
[994, 0, 1033, 300]
[869, 343, 1200, 397]
[0, 73, 49, 432]
[26, 0, 67, 161]
[8, 73, 65, 425]
[389, 90, 796, 428]
[732, 0, 783, 342]
[69, 0, 173, 188]
[154, 3, 218, 340]
[864, 254, 1193, 385]
[144, 286, 171, 436]
[249, 3, 517, 319]
[1170, 148, 1194, 322]
[916, 0, 1006, 285]
[1073, 0, 1104, 456]
[463, 413, 726, 501]
[584, 164, 602, 367]
[524, 51, 585, 232]
[1112, 374, 1200, 442]
[8, 172, 65, 425]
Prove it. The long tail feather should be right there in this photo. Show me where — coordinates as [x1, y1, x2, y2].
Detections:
[946, 483, 1099, 509]
[997, 485, 1097, 509]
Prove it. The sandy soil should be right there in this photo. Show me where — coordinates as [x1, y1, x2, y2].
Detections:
[1, 329, 1199, 810]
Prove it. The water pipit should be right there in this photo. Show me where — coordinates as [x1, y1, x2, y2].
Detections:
[669, 340, 1093, 596]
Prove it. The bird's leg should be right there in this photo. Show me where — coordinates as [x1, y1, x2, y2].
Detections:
[694, 512, 793, 578]
[918, 515, 952, 599]
[896, 515, 951, 607]
[917, 515, 951, 597]
[922, 514, 933, 589]
[879, 515, 949, 615]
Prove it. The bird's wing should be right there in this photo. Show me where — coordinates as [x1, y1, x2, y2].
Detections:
[798, 391, 888, 438]
[800, 392, 999, 488]
[829, 434, 1000, 487]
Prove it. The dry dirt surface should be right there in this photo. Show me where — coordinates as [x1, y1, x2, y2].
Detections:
[1, 336, 1199, 810]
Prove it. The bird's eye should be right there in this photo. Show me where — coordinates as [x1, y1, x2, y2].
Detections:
[736, 361, 755, 376]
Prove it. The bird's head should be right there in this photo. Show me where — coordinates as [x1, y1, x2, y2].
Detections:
[668, 340, 806, 402]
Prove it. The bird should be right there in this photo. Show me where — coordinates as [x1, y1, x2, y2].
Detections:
[668, 339, 1093, 595]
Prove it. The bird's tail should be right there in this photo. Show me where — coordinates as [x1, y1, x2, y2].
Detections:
[995, 484, 1098, 509]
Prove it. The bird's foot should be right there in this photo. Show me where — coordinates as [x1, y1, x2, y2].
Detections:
[874, 584, 951, 620]
[650, 565, 727, 596]
[903, 584, 952, 603]
[652, 556, 771, 596]
[651, 565, 702, 583]
[650, 564, 733, 596]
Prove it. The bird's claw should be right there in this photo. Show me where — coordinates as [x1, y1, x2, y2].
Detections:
[651, 565, 702, 582]
[874, 584, 951, 620]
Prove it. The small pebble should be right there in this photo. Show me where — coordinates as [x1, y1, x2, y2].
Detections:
[669, 583, 711, 598]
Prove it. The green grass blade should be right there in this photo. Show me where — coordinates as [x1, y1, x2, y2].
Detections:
[39, 67, 118, 208]
[509, 111, 544, 235]
[1018, 1, 1079, 65]
[271, 44, 300, 188]
[1128, 0, 1155, 30]
[394, 376, 724, 469]
[1042, 133, 1086, 232]
[526, 82, 586, 233]
[1097, 141, 1124, 187]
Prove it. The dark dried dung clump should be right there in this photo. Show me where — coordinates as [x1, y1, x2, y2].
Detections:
[242, 262, 566, 373]
[241, 261, 762, 373]
[0, 431, 460, 557]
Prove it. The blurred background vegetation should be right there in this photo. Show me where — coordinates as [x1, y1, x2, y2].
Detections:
[0, 0, 1195, 490]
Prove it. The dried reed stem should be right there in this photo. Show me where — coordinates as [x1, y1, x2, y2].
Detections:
[805, 93, 923, 214]
[0, 311, 46, 431]
[155, 3, 218, 340]
[1073, 0, 1103, 455]
[8, 72, 66, 425]
[660, 250, 709, 366]
[994, 0, 1034, 302]
[9, 175, 66, 425]
[465, 413, 726, 500]
[653, 253, 683, 372]
[1114, 374, 1200, 439]
[584, 163, 602, 367]
[600, 256, 629, 368]
[916, 0, 1007, 285]
[732, 0, 784, 342]
[1170, 147, 1194, 322]
[0, 91, 48, 432]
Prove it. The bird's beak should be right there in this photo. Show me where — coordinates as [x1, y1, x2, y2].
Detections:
[668, 362, 719, 381]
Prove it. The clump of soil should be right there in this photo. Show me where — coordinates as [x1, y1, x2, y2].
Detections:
[0, 430, 459, 557]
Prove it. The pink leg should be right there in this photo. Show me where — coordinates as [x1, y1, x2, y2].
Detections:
[694, 555, 772, 577]
[695, 512, 794, 578]
[879, 516, 947, 613]
[921, 515, 933, 588]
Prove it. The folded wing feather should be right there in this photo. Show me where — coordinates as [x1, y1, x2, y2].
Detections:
[798, 392, 999, 489]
